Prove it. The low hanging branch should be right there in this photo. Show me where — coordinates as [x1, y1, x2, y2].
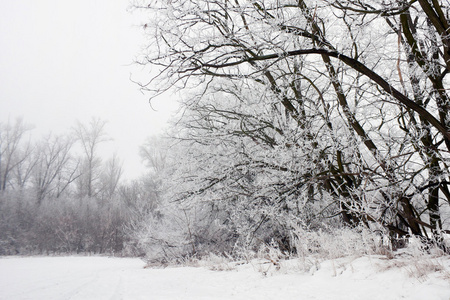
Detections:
[197, 48, 450, 141]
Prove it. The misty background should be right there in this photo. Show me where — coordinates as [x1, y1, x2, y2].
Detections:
[0, 0, 176, 179]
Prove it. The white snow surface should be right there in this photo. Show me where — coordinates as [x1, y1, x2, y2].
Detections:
[0, 255, 449, 300]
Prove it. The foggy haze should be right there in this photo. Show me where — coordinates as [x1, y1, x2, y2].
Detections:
[0, 0, 176, 179]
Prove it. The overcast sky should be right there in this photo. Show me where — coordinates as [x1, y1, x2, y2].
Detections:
[0, 0, 176, 179]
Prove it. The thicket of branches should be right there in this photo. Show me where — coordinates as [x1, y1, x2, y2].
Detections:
[132, 0, 450, 259]
[0, 118, 160, 255]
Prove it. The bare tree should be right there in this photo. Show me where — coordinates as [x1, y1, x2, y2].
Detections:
[32, 133, 77, 204]
[0, 118, 34, 191]
[140, 136, 168, 174]
[74, 118, 110, 198]
[99, 153, 123, 200]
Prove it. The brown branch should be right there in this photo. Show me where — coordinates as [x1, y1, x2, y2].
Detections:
[199, 48, 450, 140]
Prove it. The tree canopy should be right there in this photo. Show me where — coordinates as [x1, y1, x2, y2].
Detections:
[134, 0, 450, 252]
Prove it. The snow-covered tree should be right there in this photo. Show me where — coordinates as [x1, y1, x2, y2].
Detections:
[134, 0, 450, 251]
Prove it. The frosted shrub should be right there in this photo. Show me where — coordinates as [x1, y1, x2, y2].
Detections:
[253, 240, 286, 264]
[195, 253, 236, 271]
[291, 226, 381, 259]
[0, 190, 133, 255]
[386, 235, 449, 281]
[127, 198, 236, 264]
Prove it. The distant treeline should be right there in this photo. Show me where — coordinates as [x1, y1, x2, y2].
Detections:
[0, 117, 159, 255]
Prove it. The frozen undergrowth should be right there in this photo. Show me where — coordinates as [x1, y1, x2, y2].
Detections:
[192, 239, 450, 281]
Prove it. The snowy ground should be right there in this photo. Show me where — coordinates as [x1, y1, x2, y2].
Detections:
[1, 255, 450, 300]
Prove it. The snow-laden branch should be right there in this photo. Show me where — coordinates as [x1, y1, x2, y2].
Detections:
[198, 48, 450, 141]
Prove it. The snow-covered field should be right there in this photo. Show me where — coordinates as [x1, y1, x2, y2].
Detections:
[1, 255, 450, 300]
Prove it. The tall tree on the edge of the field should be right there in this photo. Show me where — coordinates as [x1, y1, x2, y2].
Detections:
[135, 0, 450, 245]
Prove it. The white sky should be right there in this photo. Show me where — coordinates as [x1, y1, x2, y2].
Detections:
[0, 0, 177, 179]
